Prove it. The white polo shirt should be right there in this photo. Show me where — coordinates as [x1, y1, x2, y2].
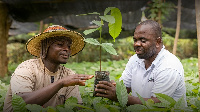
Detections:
[120, 46, 186, 103]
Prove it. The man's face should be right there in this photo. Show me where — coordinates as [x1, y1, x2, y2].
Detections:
[133, 24, 158, 60]
[46, 38, 71, 64]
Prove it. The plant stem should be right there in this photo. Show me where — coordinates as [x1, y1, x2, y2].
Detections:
[100, 46, 101, 72]
[99, 20, 103, 72]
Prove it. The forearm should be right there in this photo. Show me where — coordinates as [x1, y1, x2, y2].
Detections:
[127, 95, 161, 105]
[17, 79, 63, 106]
[127, 95, 143, 105]
[15, 73, 93, 106]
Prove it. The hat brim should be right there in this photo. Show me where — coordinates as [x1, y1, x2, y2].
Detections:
[26, 30, 85, 57]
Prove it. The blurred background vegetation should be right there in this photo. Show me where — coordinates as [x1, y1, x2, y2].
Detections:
[1, 0, 198, 82]
[6, 29, 198, 75]
[1, 0, 200, 111]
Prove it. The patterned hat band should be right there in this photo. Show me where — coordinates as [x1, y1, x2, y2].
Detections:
[44, 25, 67, 32]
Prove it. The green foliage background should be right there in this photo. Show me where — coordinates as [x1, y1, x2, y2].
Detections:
[2, 31, 199, 111]
[1, 1, 199, 111]
[1, 57, 200, 111]
[6, 31, 198, 69]
[1, 29, 200, 111]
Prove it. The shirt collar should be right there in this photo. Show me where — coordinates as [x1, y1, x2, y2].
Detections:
[151, 45, 165, 67]
[39, 58, 60, 75]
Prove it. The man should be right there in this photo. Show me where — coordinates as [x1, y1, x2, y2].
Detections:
[95, 20, 186, 105]
[3, 25, 94, 112]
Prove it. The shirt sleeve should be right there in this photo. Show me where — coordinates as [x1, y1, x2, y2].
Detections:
[10, 63, 35, 95]
[119, 56, 134, 88]
[151, 68, 182, 98]
[62, 67, 82, 103]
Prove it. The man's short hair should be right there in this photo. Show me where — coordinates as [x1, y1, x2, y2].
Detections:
[138, 20, 162, 38]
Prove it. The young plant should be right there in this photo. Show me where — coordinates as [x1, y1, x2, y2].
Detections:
[81, 7, 122, 71]
[126, 92, 192, 112]
[79, 7, 122, 96]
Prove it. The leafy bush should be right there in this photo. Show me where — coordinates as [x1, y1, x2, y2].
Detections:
[7, 33, 198, 67]
[0, 80, 9, 111]
[7, 43, 34, 65]
[1, 58, 200, 111]
[146, 0, 175, 23]
[2, 81, 195, 112]
[162, 32, 198, 59]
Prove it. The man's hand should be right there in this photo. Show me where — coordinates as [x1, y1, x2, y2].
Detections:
[16, 74, 93, 106]
[95, 80, 118, 101]
[61, 74, 94, 87]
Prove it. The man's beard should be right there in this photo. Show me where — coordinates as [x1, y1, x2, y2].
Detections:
[135, 46, 157, 60]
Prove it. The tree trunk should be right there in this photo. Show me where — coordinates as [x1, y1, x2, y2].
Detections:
[39, 20, 44, 33]
[173, 0, 181, 55]
[195, 0, 200, 82]
[158, 0, 162, 26]
[0, 1, 12, 77]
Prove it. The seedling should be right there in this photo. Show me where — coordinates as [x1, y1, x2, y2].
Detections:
[78, 7, 122, 96]
[81, 7, 122, 71]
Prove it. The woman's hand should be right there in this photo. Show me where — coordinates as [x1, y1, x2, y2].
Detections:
[61, 74, 94, 87]
[95, 80, 118, 101]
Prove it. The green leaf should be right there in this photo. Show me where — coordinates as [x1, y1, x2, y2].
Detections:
[12, 94, 28, 112]
[101, 43, 117, 55]
[116, 80, 128, 107]
[155, 93, 176, 107]
[65, 96, 78, 105]
[88, 12, 100, 15]
[99, 15, 115, 24]
[107, 105, 120, 112]
[84, 38, 100, 45]
[153, 102, 171, 108]
[126, 104, 147, 112]
[145, 99, 156, 109]
[77, 109, 94, 112]
[76, 14, 88, 16]
[174, 95, 186, 109]
[83, 28, 99, 35]
[57, 106, 73, 112]
[136, 92, 145, 105]
[92, 97, 102, 106]
[64, 96, 78, 110]
[104, 7, 116, 15]
[195, 99, 200, 110]
[46, 107, 56, 112]
[142, 108, 170, 111]
[94, 103, 110, 112]
[92, 20, 102, 26]
[109, 8, 122, 41]
[71, 103, 94, 111]
[192, 89, 198, 94]
[192, 83, 200, 86]
[26, 104, 44, 112]
[82, 95, 93, 107]
[76, 12, 100, 16]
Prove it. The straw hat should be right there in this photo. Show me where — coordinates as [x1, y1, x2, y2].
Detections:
[26, 25, 85, 57]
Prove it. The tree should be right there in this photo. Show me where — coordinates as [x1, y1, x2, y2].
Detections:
[147, 0, 175, 26]
[0, 1, 12, 77]
[172, 0, 181, 55]
[195, 0, 200, 82]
